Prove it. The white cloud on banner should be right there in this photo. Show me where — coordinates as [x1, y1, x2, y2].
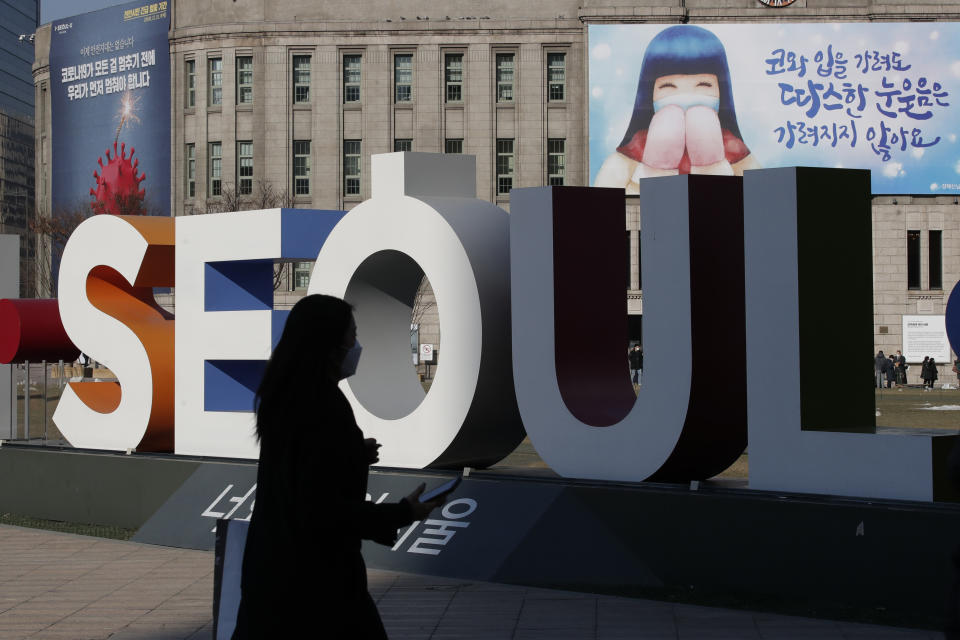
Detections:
[592, 44, 611, 60]
[882, 162, 904, 178]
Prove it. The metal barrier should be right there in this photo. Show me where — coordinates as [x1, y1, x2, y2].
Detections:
[6, 360, 98, 446]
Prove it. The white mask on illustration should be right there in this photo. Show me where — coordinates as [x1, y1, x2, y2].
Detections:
[340, 341, 363, 379]
[653, 93, 720, 113]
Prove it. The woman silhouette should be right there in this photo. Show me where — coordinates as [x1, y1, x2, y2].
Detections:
[232, 294, 445, 639]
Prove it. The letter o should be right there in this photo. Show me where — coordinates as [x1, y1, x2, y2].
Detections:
[308, 153, 523, 468]
[442, 498, 477, 519]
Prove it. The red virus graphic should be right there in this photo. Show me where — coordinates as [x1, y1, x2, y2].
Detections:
[90, 141, 145, 215]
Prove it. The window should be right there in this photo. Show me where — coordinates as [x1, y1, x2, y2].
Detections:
[930, 230, 943, 290]
[293, 141, 311, 196]
[344, 140, 361, 195]
[445, 54, 463, 103]
[394, 139, 412, 152]
[626, 232, 631, 290]
[547, 139, 565, 186]
[496, 53, 514, 103]
[293, 55, 311, 103]
[186, 144, 195, 198]
[237, 141, 253, 195]
[445, 139, 463, 154]
[394, 54, 412, 103]
[637, 231, 642, 290]
[208, 58, 223, 106]
[185, 59, 196, 107]
[294, 262, 313, 290]
[548, 52, 565, 101]
[496, 138, 514, 195]
[208, 142, 222, 197]
[907, 230, 921, 290]
[343, 55, 361, 103]
[236, 56, 253, 104]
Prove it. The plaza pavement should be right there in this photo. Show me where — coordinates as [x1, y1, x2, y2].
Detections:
[0, 524, 944, 640]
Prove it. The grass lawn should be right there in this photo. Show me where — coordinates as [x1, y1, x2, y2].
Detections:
[875, 386, 960, 431]
[491, 387, 960, 481]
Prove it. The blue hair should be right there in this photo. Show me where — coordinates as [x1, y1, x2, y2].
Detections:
[618, 25, 743, 149]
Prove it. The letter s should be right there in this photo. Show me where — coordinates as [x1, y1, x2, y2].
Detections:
[54, 215, 175, 452]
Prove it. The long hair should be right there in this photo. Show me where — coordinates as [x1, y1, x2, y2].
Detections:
[618, 25, 743, 149]
[254, 294, 353, 442]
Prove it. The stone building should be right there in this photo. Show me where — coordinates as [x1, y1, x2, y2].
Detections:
[31, 0, 960, 382]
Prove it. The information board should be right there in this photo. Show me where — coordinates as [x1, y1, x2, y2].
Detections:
[902, 315, 951, 362]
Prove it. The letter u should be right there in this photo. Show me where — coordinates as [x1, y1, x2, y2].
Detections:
[510, 178, 747, 482]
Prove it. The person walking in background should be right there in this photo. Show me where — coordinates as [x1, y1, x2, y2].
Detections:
[895, 350, 907, 387]
[885, 354, 897, 389]
[629, 344, 643, 391]
[875, 351, 887, 389]
[232, 294, 446, 639]
[921, 356, 938, 390]
[954, 356, 960, 387]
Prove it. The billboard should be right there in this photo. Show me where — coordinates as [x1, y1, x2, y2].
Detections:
[49, 1, 170, 216]
[589, 23, 958, 195]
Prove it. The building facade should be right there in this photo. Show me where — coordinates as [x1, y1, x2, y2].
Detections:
[31, 0, 960, 381]
[1, 0, 38, 297]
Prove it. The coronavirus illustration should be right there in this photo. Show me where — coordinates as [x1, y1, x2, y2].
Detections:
[90, 140, 146, 215]
[89, 91, 146, 215]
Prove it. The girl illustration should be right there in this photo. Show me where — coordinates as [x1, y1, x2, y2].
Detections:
[594, 25, 760, 193]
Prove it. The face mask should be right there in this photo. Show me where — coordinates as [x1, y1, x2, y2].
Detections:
[653, 93, 720, 113]
[340, 341, 362, 379]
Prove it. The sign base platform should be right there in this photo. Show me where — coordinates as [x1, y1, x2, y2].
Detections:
[0, 443, 955, 629]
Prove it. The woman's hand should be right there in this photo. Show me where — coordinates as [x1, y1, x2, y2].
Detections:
[404, 483, 446, 520]
[684, 105, 725, 166]
[642, 104, 686, 170]
[364, 438, 381, 465]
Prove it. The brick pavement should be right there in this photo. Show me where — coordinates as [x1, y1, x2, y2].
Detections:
[0, 525, 944, 639]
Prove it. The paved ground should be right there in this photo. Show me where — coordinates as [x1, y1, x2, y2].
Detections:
[0, 525, 945, 639]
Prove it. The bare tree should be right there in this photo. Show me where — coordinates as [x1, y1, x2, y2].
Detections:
[89, 190, 150, 216]
[191, 180, 298, 290]
[251, 180, 276, 210]
[27, 202, 91, 297]
[251, 180, 295, 210]
[411, 276, 436, 329]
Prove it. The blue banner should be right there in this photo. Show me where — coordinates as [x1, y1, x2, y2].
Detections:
[589, 23, 958, 195]
[49, 1, 170, 215]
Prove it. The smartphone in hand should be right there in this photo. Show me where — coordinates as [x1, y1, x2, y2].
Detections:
[419, 476, 462, 503]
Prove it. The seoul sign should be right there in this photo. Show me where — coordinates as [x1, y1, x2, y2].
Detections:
[49, 153, 955, 503]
